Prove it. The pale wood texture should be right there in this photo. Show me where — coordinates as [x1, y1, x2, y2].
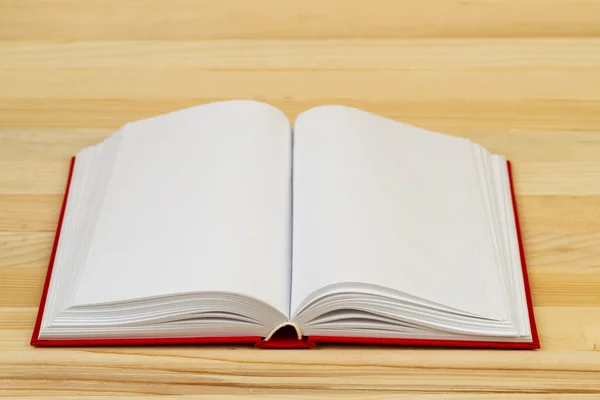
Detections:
[1, 0, 600, 398]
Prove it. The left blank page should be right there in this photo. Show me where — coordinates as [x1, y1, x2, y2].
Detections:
[71, 100, 293, 316]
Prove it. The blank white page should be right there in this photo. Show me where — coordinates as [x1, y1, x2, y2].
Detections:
[291, 105, 507, 321]
[72, 100, 293, 316]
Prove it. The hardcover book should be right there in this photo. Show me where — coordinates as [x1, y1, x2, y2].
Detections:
[31, 101, 539, 349]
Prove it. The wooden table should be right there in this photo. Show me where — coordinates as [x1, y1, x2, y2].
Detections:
[2, 1, 600, 398]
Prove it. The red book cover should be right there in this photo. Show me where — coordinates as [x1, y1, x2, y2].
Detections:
[31, 157, 539, 349]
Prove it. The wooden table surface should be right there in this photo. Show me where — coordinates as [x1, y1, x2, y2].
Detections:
[2, 1, 600, 398]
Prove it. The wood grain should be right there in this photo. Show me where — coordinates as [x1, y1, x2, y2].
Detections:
[1, 0, 600, 398]
[2, 39, 600, 69]
[2, 0, 600, 40]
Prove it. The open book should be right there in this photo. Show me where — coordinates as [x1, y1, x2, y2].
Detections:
[31, 101, 539, 349]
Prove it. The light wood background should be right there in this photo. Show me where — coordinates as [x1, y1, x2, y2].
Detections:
[1, 0, 600, 398]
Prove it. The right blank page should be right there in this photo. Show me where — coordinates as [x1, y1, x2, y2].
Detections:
[291, 105, 508, 321]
